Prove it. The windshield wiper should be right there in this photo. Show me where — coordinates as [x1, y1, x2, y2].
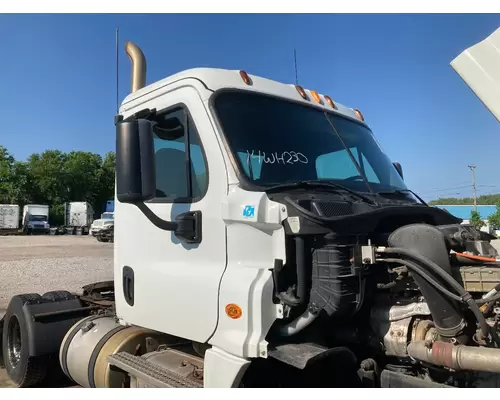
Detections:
[377, 189, 428, 206]
[265, 180, 378, 205]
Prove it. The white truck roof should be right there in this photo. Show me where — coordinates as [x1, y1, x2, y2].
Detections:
[450, 28, 500, 122]
[120, 68, 364, 123]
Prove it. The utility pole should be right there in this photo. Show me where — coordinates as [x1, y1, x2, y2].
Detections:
[468, 164, 477, 211]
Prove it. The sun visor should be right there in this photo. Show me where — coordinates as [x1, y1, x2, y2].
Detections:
[450, 28, 500, 122]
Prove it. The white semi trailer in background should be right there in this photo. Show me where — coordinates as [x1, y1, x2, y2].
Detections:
[0, 205, 20, 231]
[64, 201, 94, 235]
[2, 29, 500, 389]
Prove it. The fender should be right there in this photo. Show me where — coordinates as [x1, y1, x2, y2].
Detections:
[19, 298, 85, 357]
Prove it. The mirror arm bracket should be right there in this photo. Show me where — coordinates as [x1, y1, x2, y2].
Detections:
[135, 202, 178, 231]
[133, 203, 202, 244]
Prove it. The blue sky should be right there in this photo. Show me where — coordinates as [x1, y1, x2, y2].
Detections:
[0, 14, 499, 201]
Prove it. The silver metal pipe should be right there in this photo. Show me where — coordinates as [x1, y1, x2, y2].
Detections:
[125, 41, 146, 93]
[278, 310, 318, 337]
[408, 340, 500, 373]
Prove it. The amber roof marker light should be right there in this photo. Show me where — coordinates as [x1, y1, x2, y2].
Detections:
[295, 85, 308, 100]
[324, 95, 337, 109]
[353, 109, 365, 121]
[310, 90, 322, 104]
[239, 70, 253, 86]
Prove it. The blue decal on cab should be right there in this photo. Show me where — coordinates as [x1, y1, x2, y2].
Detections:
[243, 205, 255, 218]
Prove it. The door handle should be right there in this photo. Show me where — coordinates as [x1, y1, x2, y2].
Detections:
[122, 266, 135, 306]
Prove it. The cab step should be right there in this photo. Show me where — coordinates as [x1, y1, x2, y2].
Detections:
[107, 352, 203, 388]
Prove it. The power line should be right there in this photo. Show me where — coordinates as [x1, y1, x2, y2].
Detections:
[420, 184, 499, 195]
[419, 184, 473, 195]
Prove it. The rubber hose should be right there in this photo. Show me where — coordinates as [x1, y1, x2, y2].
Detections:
[278, 310, 318, 337]
[381, 247, 495, 343]
[379, 258, 462, 302]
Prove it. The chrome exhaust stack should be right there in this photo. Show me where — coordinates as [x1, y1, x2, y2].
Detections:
[125, 41, 146, 93]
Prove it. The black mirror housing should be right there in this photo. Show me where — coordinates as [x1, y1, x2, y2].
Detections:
[116, 119, 156, 203]
[393, 161, 404, 180]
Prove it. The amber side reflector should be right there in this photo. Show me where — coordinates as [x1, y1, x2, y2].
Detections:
[353, 109, 365, 121]
[324, 95, 336, 109]
[239, 70, 252, 85]
[295, 85, 308, 100]
[310, 90, 322, 104]
[225, 303, 243, 319]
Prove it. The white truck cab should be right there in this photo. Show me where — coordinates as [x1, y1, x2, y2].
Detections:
[112, 41, 408, 386]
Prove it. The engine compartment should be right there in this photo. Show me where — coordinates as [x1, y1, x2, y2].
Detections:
[267, 189, 500, 388]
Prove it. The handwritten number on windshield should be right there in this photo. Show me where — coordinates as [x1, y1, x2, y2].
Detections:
[246, 150, 308, 165]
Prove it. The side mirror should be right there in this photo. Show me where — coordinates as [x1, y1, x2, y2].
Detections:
[116, 119, 156, 203]
[393, 161, 404, 180]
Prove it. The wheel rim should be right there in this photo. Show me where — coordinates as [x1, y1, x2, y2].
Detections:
[7, 315, 22, 368]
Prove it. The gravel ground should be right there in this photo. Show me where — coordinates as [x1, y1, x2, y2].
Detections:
[0, 235, 113, 318]
[0, 235, 113, 388]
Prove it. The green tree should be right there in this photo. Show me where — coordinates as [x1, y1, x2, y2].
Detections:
[429, 194, 500, 206]
[470, 210, 485, 229]
[64, 151, 103, 203]
[27, 150, 68, 204]
[0, 145, 116, 226]
[10, 161, 34, 205]
[94, 151, 116, 214]
[0, 145, 15, 203]
[488, 203, 500, 229]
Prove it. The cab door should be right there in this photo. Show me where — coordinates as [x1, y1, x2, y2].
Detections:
[115, 86, 228, 342]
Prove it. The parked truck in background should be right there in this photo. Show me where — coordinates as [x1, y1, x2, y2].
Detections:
[22, 204, 50, 235]
[64, 201, 94, 235]
[2, 30, 500, 389]
[90, 200, 115, 237]
[0, 204, 20, 233]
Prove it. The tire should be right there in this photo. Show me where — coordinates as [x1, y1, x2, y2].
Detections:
[2, 293, 51, 387]
[42, 291, 75, 302]
[96, 235, 102, 242]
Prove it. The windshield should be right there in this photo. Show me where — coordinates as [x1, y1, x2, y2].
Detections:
[212, 91, 407, 193]
[29, 215, 47, 222]
[102, 212, 114, 219]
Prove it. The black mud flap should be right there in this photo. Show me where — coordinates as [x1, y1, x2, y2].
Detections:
[268, 342, 357, 370]
[21, 298, 85, 357]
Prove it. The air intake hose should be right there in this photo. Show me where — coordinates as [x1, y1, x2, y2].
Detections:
[388, 224, 466, 338]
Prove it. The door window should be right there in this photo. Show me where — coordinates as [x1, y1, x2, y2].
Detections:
[150, 107, 208, 202]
